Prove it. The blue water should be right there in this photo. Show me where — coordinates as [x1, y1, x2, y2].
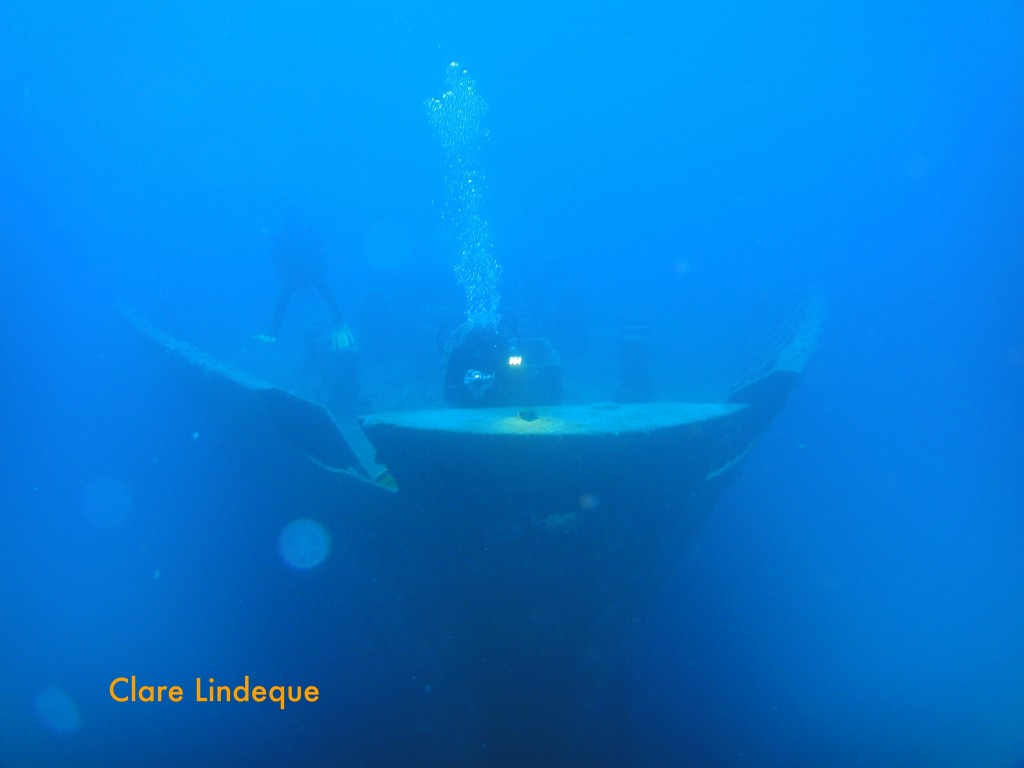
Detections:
[2, 2, 1022, 766]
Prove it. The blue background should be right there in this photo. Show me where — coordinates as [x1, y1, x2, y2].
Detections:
[1, 1, 1022, 765]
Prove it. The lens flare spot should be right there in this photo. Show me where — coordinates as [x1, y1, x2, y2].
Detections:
[279, 518, 331, 570]
[362, 220, 413, 271]
[34, 687, 81, 734]
[80, 477, 131, 528]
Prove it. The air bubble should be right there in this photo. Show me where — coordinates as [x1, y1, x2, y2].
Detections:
[426, 64, 500, 327]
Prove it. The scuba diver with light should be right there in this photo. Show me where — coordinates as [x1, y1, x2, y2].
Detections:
[428, 63, 561, 409]
[440, 314, 526, 407]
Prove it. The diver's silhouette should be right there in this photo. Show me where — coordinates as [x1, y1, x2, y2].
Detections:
[263, 210, 353, 350]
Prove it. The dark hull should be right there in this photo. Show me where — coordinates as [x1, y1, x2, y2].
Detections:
[126, 310, 806, 765]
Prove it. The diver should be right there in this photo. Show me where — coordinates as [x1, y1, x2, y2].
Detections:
[441, 316, 562, 408]
[257, 208, 355, 351]
[443, 322, 519, 407]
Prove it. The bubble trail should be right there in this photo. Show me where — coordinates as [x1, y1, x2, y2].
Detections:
[426, 62, 501, 328]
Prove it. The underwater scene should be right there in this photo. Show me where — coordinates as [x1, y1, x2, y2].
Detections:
[1, 1, 1022, 766]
